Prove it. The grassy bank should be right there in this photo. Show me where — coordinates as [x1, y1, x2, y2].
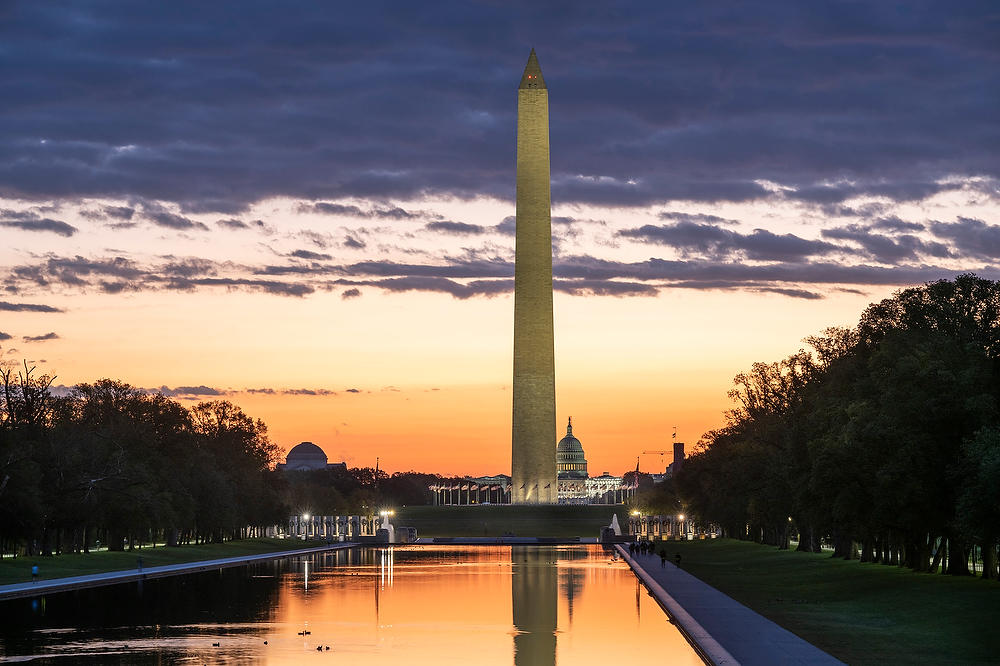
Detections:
[395, 504, 627, 537]
[0, 537, 325, 585]
[663, 538, 999, 665]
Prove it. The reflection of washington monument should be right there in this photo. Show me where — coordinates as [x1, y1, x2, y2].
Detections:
[511, 546, 557, 665]
[511, 49, 558, 504]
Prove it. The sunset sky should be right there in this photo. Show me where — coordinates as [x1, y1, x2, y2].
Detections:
[1, 2, 998, 475]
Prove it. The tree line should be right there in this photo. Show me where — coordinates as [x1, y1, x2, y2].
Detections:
[668, 274, 1000, 579]
[0, 371, 455, 557]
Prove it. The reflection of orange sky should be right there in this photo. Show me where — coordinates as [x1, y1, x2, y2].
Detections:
[266, 545, 700, 665]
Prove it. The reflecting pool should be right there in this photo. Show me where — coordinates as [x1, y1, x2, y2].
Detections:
[0, 545, 702, 664]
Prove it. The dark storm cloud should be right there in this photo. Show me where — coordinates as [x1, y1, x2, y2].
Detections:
[0, 300, 64, 313]
[0, 332, 12, 341]
[618, 222, 840, 261]
[0, 217, 77, 236]
[22, 332, 59, 342]
[929, 217, 1000, 259]
[426, 220, 486, 235]
[0, 2, 994, 212]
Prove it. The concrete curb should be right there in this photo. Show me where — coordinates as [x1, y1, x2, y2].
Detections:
[0, 543, 358, 601]
[616, 544, 739, 666]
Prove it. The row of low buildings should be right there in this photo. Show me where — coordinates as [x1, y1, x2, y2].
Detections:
[430, 418, 684, 505]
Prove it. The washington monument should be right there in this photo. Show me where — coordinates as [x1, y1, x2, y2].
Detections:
[511, 49, 557, 504]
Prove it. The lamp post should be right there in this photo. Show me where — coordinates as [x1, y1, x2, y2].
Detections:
[677, 513, 685, 540]
[302, 513, 311, 539]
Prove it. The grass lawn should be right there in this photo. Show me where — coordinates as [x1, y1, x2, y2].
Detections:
[664, 538, 999, 665]
[395, 504, 627, 537]
[0, 537, 326, 586]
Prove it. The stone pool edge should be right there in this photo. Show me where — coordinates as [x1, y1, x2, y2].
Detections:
[0, 543, 358, 601]
[616, 544, 738, 666]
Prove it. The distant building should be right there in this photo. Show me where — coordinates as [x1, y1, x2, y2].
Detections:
[586, 471, 624, 502]
[664, 441, 685, 479]
[275, 441, 347, 472]
[557, 417, 589, 503]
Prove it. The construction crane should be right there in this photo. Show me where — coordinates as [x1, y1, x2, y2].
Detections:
[642, 450, 671, 462]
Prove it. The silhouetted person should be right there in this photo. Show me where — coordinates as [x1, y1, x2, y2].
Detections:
[31, 564, 39, 584]
[674, 552, 682, 568]
[660, 550, 667, 568]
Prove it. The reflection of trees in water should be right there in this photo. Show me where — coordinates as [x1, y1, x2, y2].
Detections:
[512, 546, 557, 666]
[0, 550, 359, 658]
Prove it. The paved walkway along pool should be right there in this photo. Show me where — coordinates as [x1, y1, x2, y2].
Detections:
[0, 543, 357, 601]
[617, 545, 845, 666]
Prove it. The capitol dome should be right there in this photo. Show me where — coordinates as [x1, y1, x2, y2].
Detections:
[556, 417, 588, 480]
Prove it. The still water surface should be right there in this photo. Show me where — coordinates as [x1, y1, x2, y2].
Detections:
[0, 545, 701, 664]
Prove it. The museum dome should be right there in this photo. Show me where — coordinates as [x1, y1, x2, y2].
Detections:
[556, 418, 588, 480]
[284, 441, 329, 470]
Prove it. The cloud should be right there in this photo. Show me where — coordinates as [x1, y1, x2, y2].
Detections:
[290, 249, 333, 260]
[342, 287, 362, 299]
[0, 332, 11, 341]
[103, 205, 135, 220]
[147, 211, 209, 231]
[309, 202, 367, 216]
[618, 222, 840, 261]
[0, 218, 78, 236]
[0, 301, 64, 313]
[657, 211, 740, 225]
[217, 218, 249, 229]
[426, 220, 486, 235]
[821, 224, 952, 263]
[1, 3, 993, 213]
[869, 216, 925, 233]
[345, 388, 361, 393]
[343, 234, 366, 249]
[306, 202, 438, 220]
[929, 217, 1000, 259]
[22, 332, 59, 342]
[155, 385, 226, 397]
[163, 277, 314, 297]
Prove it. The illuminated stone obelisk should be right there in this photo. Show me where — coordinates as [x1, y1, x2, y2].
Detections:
[512, 49, 557, 504]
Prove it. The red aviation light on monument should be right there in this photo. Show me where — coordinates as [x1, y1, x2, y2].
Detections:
[518, 49, 547, 90]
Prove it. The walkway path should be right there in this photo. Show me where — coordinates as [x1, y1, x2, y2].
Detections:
[0, 543, 357, 601]
[617, 545, 844, 666]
